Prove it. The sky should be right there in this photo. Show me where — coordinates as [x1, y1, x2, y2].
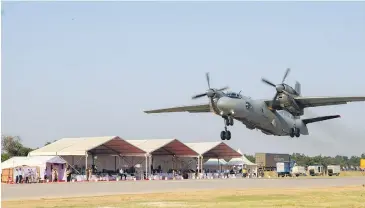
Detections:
[2, 2, 365, 157]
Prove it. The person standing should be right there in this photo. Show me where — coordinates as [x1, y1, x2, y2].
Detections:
[15, 168, 19, 184]
[51, 168, 56, 182]
[24, 168, 29, 183]
[54, 168, 58, 182]
[85, 167, 90, 181]
[88, 167, 92, 181]
[66, 166, 72, 182]
[19, 167, 23, 183]
[119, 167, 126, 180]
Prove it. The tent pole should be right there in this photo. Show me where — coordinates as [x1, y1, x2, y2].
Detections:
[201, 156, 204, 173]
[197, 156, 200, 173]
[85, 153, 88, 173]
[145, 154, 148, 180]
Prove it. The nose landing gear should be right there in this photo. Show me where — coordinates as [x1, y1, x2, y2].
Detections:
[221, 116, 234, 140]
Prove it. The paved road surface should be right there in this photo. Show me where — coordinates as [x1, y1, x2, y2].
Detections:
[2, 177, 365, 201]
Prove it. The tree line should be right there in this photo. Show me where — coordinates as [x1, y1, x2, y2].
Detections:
[1, 135, 364, 167]
[244, 153, 365, 168]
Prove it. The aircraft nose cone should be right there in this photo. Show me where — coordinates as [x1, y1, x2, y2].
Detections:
[217, 97, 234, 113]
[276, 84, 284, 92]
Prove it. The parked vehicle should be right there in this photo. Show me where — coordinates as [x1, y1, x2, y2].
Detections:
[276, 162, 291, 177]
[308, 165, 324, 176]
[291, 166, 306, 176]
[327, 165, 340, 176]
[255, 153, 290, 170]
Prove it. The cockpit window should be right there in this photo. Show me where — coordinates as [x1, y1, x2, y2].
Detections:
[226, 92, 242, 99]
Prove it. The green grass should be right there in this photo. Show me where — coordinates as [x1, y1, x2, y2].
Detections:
[3, 185, 365, 208]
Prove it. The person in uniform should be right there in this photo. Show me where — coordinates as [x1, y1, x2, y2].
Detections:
[85, 167, 90, 181]
[66, 166, 72, 182]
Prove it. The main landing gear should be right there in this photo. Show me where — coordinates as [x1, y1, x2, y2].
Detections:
[221, 116, 234, 140]
[289, 127, 300, 138]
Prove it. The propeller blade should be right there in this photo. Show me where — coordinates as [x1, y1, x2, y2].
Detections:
[272, 92, 279, 104]
[282, 68, 290, 83]
[261, 78, 276, 87]
[192, 93, 207, 99]
[206, 72, 211, 89]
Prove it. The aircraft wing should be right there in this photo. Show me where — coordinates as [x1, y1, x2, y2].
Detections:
[144, 104, 211, 114]
[294, 96, 365, 108]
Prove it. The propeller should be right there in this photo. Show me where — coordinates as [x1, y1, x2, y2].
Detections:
[261, 68, 291, 109]
[192, 72, 229, 99]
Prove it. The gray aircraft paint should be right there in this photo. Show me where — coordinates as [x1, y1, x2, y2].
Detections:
[144, 72, 365, 138]
[214, 96, 309, 136]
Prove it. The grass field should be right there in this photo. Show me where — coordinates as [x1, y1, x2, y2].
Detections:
[3, 185, 365, 208]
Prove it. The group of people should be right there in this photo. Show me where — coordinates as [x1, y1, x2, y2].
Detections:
[14, 167, 38, 183]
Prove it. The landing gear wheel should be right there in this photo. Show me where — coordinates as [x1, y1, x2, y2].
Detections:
[220, 131, 231, 140]
[295, 128, 300, 138]
[220, 131, 226, 140]
[289, 128, 295, 138]
[226, 131, 231, 140]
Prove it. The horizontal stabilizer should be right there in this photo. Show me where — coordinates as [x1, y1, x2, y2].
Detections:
[302, 115, 341, 125]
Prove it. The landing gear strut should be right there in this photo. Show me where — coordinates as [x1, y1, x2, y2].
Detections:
[289, 127, 300, 138]
[221, 116, 234, 140]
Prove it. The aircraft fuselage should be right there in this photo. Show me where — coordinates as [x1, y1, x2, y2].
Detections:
[214, 96, 309, 136]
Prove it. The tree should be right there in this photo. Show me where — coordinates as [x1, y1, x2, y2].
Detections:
[1, 135, 24, 156]
[1, 153, 10, 162]
[1, 135, 34, 161]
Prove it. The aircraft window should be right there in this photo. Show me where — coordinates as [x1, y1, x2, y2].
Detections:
[227, 92, 242, 99]
[245, 102, 252, 109]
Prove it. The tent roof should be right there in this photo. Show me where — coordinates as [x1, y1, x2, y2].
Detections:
[28, 136, 146, 156]
[185, 142, 242, 158]
[204, 158, 228, 166]
[126, 139, 198, 156]
[227, 149, 257, 166]
[1, 156, 67, 169]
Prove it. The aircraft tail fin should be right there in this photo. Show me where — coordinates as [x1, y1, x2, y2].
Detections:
[295, 81, 301, 96]
[302, 115, 340, 125]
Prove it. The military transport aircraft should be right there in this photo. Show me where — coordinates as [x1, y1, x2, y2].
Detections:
[144, 69, 365, 140]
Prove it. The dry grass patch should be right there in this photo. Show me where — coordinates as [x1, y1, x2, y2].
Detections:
[2, 185, 365, 208]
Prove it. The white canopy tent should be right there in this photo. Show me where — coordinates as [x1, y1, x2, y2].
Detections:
[1, 156, 68, 181]
[28, 136, 147, 174]
[227, 149, 258, 176]
[1, 156, 67, 169]
[126, 139, 199, 176]
[204, 159, 228, 166]
[185, 142, 242, 173]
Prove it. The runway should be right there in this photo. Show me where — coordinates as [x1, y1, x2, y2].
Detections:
[2, 177, 365, 201]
